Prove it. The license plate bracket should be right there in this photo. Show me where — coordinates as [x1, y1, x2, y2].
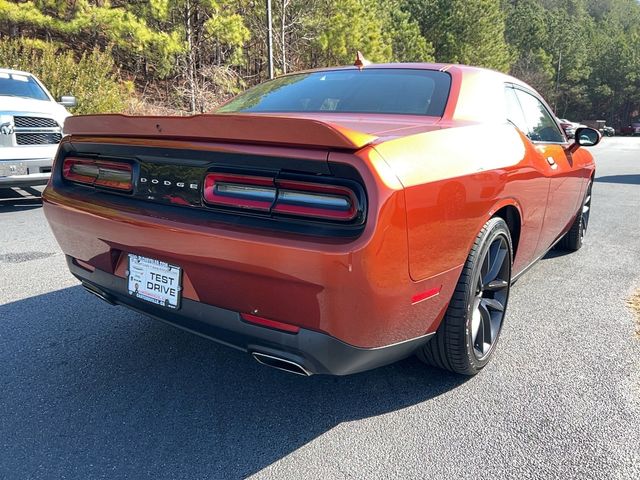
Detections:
[0, 162, 28, 177]
[127, 254, 182, 310]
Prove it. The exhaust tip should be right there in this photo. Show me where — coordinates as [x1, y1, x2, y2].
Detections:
[82, 282, 116, 306]
[252, 352, 311, 376]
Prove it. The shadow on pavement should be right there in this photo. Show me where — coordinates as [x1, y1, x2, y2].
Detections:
[0, 187, 43, 212]
[595, 174, 640, 185]
[540, 248, 569, 260]
[0, 285, 467, 479]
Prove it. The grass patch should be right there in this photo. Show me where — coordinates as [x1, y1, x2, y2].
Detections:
[628, 289, 640, 338]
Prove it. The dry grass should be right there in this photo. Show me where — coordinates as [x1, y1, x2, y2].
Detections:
[628, 289, 640, 338]
[123, 97, 184, 116]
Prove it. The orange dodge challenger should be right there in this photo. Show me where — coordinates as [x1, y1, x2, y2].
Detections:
[43, 64, 600, 376]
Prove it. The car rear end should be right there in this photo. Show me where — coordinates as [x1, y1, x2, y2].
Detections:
[44, 66, 461, 375]
[42, 115, 448, 375]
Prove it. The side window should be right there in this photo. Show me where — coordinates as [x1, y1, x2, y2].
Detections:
[514, 89, 565, 143]
[504, 86, 528, 133]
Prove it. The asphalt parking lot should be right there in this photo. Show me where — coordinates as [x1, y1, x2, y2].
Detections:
[1, 138, 639, 479]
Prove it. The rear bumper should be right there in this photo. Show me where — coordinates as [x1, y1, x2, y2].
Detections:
[69, 256, 433, 375]
[44, 184, 455, 349]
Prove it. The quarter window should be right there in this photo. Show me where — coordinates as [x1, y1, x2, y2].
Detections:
[504, 87, 528, 133]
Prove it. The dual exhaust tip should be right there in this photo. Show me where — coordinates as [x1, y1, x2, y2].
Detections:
[81, 282, 311, 376]
[251, 352, 312, 376]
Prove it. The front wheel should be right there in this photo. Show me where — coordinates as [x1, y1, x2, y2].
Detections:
[417, 217, 513, 375]
[559, 180, 592, 252]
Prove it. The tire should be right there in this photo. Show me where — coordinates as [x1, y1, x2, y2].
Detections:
[559, 180, 592, 252]
[417, 217, 513, 375]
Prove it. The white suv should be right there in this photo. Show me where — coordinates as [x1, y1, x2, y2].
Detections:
[0, 68, 74, 188]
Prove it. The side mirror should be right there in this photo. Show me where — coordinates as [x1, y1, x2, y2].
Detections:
[576, 127, 601, 146]
[59, 96, 77, 108]
[567, 127, 601, 153]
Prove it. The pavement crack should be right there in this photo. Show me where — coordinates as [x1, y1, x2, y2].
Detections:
[0, 251, 55, 264]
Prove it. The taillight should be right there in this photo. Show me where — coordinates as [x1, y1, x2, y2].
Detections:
[203, 172, 362, 222]
[203, 173, 276, 211]
[273, 179, 357, 221]
[62, 157, 133, 191]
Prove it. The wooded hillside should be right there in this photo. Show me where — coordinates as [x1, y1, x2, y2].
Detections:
[1, 0, 639, 126]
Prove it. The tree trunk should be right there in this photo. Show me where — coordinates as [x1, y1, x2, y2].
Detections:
[185, 0, 196, 114]
[281, 0, 287, 74]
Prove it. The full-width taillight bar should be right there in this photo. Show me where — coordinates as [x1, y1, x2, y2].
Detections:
[203, 172, 361, 222]
[62, 157, 133, 191]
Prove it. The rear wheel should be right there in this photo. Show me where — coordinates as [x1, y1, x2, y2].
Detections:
[417, 217, 512, 375]
[559, 180, 592, 252]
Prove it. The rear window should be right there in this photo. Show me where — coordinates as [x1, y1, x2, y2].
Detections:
[217, 69, 451, 117]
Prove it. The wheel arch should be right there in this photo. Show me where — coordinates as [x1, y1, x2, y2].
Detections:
[489, 201, 522, 262]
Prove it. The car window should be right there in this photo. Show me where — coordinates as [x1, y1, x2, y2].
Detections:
[504, 87, 528, 133]
[217, 69, 452, 117]
[0, 73, 49, 101]
[513, 89, 564, 143]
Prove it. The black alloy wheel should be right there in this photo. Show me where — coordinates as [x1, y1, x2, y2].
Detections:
[470, 234, 510, 361]
[580, 181, 592, 241]
[418, 217, 513, 375]
[560, 179, 593, 252]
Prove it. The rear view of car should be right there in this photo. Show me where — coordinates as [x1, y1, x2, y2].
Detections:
[42, 67, 454, 376]
[0, 69, 74, 188]
[43, 64, 598, 377]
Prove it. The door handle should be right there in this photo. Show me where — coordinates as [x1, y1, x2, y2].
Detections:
[546, 156, 558, 169]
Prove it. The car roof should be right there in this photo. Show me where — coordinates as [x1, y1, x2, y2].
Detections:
[0, 68, 35, 77]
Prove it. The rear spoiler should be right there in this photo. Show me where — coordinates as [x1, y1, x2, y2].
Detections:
[63, 113, 378, 150]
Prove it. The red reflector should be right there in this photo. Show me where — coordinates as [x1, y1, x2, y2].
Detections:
[411, 286, 441, 305]
[62, 157, 132, 191]
[240, 313, 300, 334]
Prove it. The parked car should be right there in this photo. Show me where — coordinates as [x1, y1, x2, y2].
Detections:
[581, 119, 616, 137]
[43, 63, 600, 376]
[0, 68, 74, 188]
[557, 118, 578, 138]
[620, 118, 640, 136]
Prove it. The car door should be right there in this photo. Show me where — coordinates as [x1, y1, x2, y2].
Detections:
[510, 86, 583, 254]
[503, 85, 550, 267]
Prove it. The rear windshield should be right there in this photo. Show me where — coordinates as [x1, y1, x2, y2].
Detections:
[217, 69, 451, 117]
[0, 73, 49, 101]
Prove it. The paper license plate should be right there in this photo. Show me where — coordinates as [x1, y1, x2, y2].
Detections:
[0, 163, 28, 177]
[127, 254, 181, 309]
